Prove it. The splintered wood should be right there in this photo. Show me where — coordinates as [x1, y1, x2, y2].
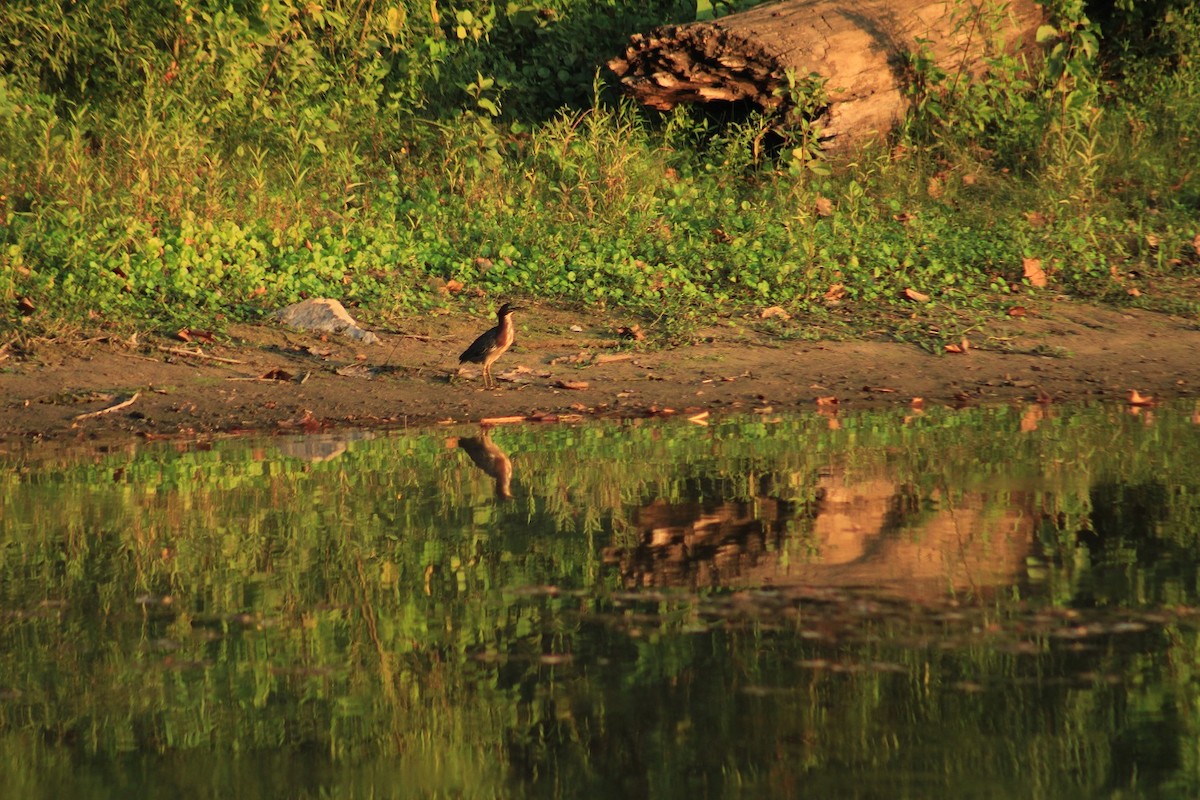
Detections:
[607, 0, 1044, 149]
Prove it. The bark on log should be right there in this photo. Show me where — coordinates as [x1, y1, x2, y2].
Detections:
[607, 0, 1045, 150]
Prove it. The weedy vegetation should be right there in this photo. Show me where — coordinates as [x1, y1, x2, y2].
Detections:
[1, 0, 1197, 347]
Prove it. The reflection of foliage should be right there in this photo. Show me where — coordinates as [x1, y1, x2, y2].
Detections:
[2, 404, 1200, 795]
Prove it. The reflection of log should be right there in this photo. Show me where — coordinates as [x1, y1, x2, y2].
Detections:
[602, 469, 1034, 599]
[607, 0, 1044, 149]
[603, 496, 804, 589]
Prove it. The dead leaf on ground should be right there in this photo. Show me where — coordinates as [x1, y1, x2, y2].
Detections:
[1193, 232, 1200, 255]
[815, 396, 839, 407]
[1008, 306, 1028, 318]
[903, 288, 930, 303]
[825, 284, 846, 302]
[1024, 211, 1048, 228]
[445, 279, 465, 294]
[910, 397, 924, 408]
[1128, 389, 1154, 407]
[814, 196, 834, 217]
[1020, 405, 1044, 432]
[760, 305, 791, 321]
[688, 411, 710, 425]
[259, 368, 295, 381]
[550, 351, 593, 366]
[863, 386, 898, 393]
[944, 340, 969, 354]
[1128, 287, 1142, 297]
[335, 363, 374, 378]
[616, 325, 645, 341]
[176, 328, 217, 344]
[1023, 257, 1048, 287]
[926, 176, 943, 198]
[495, 365, 534, 384]
[17, 297, 35, 315]
[555, 379, 589, 390]
[594, 353, 633, 365]
[277, 410, 323, 432]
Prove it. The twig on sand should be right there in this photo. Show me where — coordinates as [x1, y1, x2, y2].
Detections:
[74, 392, 140, 420]
[156, 345, 245, 364]
[479, 415, 529, 426]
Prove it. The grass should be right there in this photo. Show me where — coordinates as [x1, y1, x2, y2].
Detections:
[0, 1, 1198, 352]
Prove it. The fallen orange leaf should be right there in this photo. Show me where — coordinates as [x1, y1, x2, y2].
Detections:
[1023, 257, 1047, 287]
[944, 343, 964, 354]
[1128, 390, 1154, 406]
[815, 395, 839, 406]
[815, 196, 834, 217]
[1007, 306, 1027, 318]
[824, 283, 846, 302]
[903, 287, 930, 303]
[760, 305, 791, 321]
[616, 325, 645, 341]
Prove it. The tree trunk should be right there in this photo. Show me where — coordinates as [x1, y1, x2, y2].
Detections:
[607, 0, 1045, 150]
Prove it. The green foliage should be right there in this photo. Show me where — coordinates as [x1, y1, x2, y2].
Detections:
[0, 0, 1197, 340]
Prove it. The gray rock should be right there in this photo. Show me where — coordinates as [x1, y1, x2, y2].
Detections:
[275, 298, 379, 345]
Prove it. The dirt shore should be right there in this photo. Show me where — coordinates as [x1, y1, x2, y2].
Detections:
[3, 299, 1198, 446]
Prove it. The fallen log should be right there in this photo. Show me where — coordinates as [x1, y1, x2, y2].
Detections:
[607, 0, 1044, 149]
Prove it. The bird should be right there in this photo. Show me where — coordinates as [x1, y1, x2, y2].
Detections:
[455, 431, 514, 500]
[459, 303, 522, 389]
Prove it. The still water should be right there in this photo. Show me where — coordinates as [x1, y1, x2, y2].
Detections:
[2, 403, 1200, 799]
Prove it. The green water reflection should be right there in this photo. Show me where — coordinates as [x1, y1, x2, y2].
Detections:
[2, 403, 1200, 798]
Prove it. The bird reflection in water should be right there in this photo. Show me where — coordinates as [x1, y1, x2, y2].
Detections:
[453, 431, 514, 500]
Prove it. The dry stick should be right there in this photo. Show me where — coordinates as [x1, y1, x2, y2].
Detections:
[479, 415, 529, 426]
[155, 345, 245, 364]
[74, 392, 140, 420]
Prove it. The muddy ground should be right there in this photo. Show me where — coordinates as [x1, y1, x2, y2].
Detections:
[2, 299, 1198, 447]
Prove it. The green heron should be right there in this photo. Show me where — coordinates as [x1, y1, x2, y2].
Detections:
[459, 303, 522, 389]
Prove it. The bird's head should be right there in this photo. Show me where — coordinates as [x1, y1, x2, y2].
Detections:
[497, 303, 522, 317]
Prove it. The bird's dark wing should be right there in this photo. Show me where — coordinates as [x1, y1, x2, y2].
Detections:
[459, 328, 494, 363]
